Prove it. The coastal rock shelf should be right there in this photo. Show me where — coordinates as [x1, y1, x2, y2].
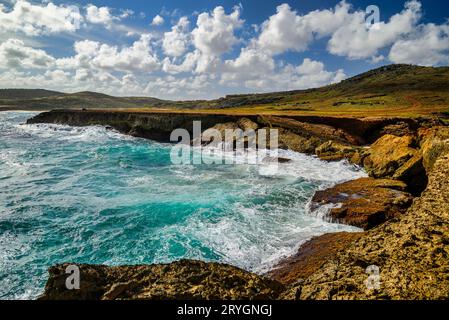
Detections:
[29, 110, 449, 300]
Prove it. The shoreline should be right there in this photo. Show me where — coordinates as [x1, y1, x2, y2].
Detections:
[23, 109, 449, 300]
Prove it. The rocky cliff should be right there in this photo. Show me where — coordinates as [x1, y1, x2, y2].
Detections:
[30, 110, 449, 300]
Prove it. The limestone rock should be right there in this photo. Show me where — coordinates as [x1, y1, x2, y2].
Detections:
[315, 141, 359, 162]
[39, 260, 284, 300]
[237, 118, 259, 131]
[310, 178, 413, 230]
[267, 232, 363, 285]
[363, 134, 418, 178]
[419, 126, 449, 173]
[287, 146, 449, 300]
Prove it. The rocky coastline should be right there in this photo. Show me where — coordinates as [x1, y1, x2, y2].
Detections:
[28, 109, 449, 300]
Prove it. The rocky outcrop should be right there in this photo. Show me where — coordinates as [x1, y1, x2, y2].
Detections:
[283, 148, 449, 300]
[257, 115, 363, 145]
[363, 134, 418, 178]
[315, 141, 361, 162]
[40, 260, 284, 300]
[419, 126, 449, 173]
[310, 178, 413, 230]
[362, 134, 428, 194]
[267, 232, 363, 285]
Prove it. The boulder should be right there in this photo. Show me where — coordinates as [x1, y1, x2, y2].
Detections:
[363, 134, 418, 178]
[315, 141, 359, 162]
[418, 126, 449, 173]
[39, 260, 284, 300]
[237, 117, 259, 131]
[310, 178, 413, 230]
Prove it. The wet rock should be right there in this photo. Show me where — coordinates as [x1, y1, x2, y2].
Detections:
[267, 232, 363, 285]
[286, 136, 449, 300]
[262, 156, 292, 163]
[39, 260, 284, 300]
[310, 178, 413, 230]
[315, 141, 359, 162]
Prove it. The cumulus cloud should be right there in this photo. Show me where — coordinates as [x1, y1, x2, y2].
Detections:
[389, 23, 449, 66]
[1, 1, 448, 100]
[0, 0, 82, 36]
[85, 4, 117, 26]
[57, 35, 159, 74]
[162, 17, 190, 57]
[151, 14, 164, 26]
[221, 56, 345, 91]
[256, 2, 351, 55]
[328, 0, 422, 60]
[192, 6, 244, 57]
[0, 39, 55, 69]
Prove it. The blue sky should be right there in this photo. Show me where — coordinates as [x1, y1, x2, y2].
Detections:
[0, 0, 448, 99]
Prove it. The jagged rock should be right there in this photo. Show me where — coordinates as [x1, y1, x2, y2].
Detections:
[284, 140, 449, 300]
[315, 141, 359, 162]
[276, 128, 324, 154]
[39, 260, 284, 300]
[363, 134, 418, 178]
[257, 115, 362, 145]
[393, 153, 427, 195]
[377, 122, 415, 137]
[267, 232, 363, 285]
[419, 126, 449, 173]
[262, 156, 292, 163]
[192, 122, 240, 146]
[310, 178, 413, 230]
[237, 118, 259, 131]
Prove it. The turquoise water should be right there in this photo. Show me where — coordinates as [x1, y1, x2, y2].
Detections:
[0, 111, 365, 299]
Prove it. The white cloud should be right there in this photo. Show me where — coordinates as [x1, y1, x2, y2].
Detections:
[192, 6, 243, 57]
[57, 35, 160, 73]
[0, 39, 55, 69]
[162, 17, 190, 57]
[328, 0, 422, 60]
[389, 23, 449, 66]
[0, 0, 82, 36]
[221, 56, 345, 92]
[151, 14, 164, 26]
[256, 2, 351, 55]
[86, 4, 117, 26]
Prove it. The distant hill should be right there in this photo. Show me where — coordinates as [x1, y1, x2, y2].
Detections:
[0, 89, 62, 100]
[1, 64, 448, 117]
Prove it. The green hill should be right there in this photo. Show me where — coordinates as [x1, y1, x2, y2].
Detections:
[1, 64, 448, 117]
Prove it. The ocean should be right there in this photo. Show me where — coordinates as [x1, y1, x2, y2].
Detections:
[0, 111, 365, 299]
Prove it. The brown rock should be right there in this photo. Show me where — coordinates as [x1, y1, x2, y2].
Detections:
[419, 126, 449, 173]
[315, 141, 359, 162]
[237, 117, 259, 131]
[363, 134, 418, 178]
[258, 115, 362, 145]
[267, 232, 363, 285]
[283, 133, 449, 299]
[39, 260, 284, 300]
[311, 178, 413, 230]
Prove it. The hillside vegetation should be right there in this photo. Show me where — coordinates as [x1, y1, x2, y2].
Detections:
[1, 64, 448, 117]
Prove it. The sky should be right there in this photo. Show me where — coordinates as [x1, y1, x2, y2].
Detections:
[0, 0, 448, 100]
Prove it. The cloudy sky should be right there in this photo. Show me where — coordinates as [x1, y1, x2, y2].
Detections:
[0, 0, 448, 100]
